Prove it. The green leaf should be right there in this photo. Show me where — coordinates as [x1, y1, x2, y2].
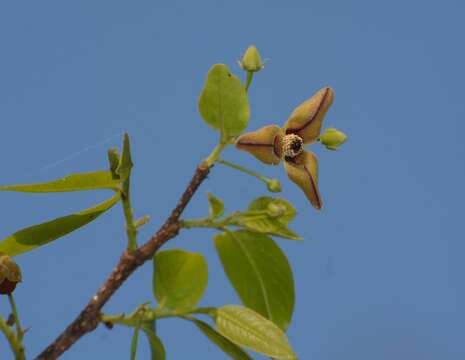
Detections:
[238, 215, 301, 240]
[198, 64, 250, 138]
[0, 193, 121, 256]
[188, 317, 253, 360]
[208, 192, 225, 219]
[116, 133, 133, 180]
[248, 197, 296, 225]
[130, 323, 141, 360]
[214, 305, 297, 360]
[142, 325, 166, 360]
[153, 249, 208, 311]
[0, 171, 121, 193]
[214, 231, 294, 330]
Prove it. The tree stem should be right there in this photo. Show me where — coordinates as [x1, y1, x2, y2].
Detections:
[35, 163, 211, 360]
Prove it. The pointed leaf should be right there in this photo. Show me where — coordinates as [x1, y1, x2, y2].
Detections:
[248, 197, 296, 225]
[116, 133, 133, 180]
[153, 249, 208, 311]
[142, 326, 166, 360]
[237, 215, 301, 240]
[188, 318, 253, 360]
[0, 171, 121, 193]
[0, 193, 121, 256]
[214, 231, 294, 330]
[198, 64, 250, 138]
[214, 305, 297, 360]
[208, 193, 225, 219]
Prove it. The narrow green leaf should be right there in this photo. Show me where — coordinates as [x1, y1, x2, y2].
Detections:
[153, 249, 208, 311]
[238, 215, 301, 240]
[116, 133, 133, 180]
[198, 64, 250, 138]
[214, 305, 297, 360]
[142, 326, 166, 360]
[188, 317, 253, 360]
[214, 231, 294, 330]
[248, 197, 296, 225]
[0, 193, 121, 256]
[208, 192, 225, 219]
[130, 322, 141, 360]
[0, 171, 121, 193]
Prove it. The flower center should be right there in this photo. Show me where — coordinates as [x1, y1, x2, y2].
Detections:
[282, 134, 303, 158]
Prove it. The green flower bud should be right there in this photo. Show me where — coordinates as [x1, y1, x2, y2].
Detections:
[107, 147, 121, 179]
[266, 178, 282, 193]
[267, 202, 287, 218]
[318, 127, 347, 150]
[239, 45, 264, 72]
[0, 253, 22, 295]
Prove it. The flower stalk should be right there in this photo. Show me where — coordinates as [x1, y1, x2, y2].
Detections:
[0, 315, 25, 360]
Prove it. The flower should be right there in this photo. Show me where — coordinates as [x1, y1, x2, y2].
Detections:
[0, 253, 22, 295]
[235, 87, 335, 209]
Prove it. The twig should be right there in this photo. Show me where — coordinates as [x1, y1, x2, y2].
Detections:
[8, 293, 24, 341]
[0, 315, 25, 360]
[35, 163, 211, 359]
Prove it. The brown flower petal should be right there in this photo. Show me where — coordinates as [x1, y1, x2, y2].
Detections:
[235, 125, 283, 165]
[284, 150, 322, 209]
[284, 87, 334, 144]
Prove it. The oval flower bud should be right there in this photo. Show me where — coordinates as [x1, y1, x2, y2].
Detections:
[318, 127, 347, 150]
[266, 179, 282, 193]
[239, 45, 264, 72]
[267, 202, 287, 218]
[107, 147, 121, 179]
[0, 253, 22, 295]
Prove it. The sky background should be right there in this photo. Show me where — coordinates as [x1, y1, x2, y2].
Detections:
[0, 0, 464, 359]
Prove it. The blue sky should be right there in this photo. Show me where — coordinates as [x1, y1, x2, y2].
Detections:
[1, 1, 464, 359]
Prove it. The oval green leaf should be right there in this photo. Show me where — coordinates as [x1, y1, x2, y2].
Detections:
[153, 249, 208, 311]
[0, 193, 121, 256]
[0, 171, 121, 193]
[208, 192, 225, 219]
[198, 64, 250, 138]
[214, 231, 294, 330]
[214, 305, 297, 360]
[187, 317, 253, 360]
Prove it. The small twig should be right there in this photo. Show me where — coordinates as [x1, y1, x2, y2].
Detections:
[0, 315, 25, 360]
[122, 176, 138, 252]
[35, 163, 211, 360]
[8, 293, 24, 341]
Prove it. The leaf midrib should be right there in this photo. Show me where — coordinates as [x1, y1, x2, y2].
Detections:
[230, 232, 273, 323]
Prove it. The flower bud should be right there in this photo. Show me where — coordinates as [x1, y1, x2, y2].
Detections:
[266, 179, 282, 193]
[267, 202, 287, 218]
[239, 45, 264, 72]
[107, 147, 121, 179]
[318, 127, 347, 150]
[0, 253, 22, 295]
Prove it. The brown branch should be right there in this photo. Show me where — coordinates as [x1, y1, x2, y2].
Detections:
[35, 163, 211, 360]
